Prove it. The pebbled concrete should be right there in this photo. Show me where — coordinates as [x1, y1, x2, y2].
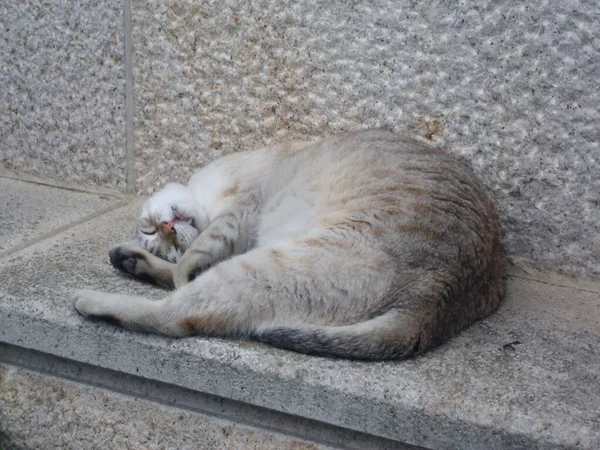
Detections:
[0, 344, 415, 450]
[0, 0, 127, 190]
[130, 0, 600, 280]
[0, 184, 599, 450]
[0, 364, 333, 450]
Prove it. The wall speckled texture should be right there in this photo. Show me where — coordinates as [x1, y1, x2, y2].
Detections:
[0, 0, 127, 189]
[1, 1, 598, 278]
[131, 0, 600, 279]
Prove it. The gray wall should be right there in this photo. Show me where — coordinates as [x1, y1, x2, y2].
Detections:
[1, 0, 128, 189]
[2, 0, 599, 279]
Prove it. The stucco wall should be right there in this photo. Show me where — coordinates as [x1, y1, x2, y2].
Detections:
[1, 0, 599, 278]
[131, 0, 600, 278]
[0, 0, 127, 189]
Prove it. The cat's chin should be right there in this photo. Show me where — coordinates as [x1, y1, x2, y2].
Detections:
[173, 209, 192, 223]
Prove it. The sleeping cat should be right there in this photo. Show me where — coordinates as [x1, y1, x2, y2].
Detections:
[72, 130, 504, 360]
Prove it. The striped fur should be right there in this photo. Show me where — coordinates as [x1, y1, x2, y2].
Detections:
[73, 130, 504, 360]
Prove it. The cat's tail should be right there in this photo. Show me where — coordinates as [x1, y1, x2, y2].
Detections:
[256, 310, 427, 361]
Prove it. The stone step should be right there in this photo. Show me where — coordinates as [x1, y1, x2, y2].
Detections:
[0, 363, 338, 450]
[1, 177, 599, 450]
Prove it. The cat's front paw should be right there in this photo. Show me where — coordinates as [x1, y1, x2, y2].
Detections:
[109, 243, 148, 276]
[72, 290, 124, 327]
[173, 251, 212, 288]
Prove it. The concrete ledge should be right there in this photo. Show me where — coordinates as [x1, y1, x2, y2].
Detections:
[1, 179, 599, 449]
[0, 345, 412, 450]
[0, 362, 338, 450]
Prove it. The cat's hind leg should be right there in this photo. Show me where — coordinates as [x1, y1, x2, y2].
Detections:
[109, 242, 176, 289]
[73, 247, 292, 339]
[73, 244, 427, 360]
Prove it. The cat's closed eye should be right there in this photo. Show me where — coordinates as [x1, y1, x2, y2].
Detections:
[140, 228, 156, 235]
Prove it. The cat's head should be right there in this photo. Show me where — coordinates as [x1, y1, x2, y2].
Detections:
[130, 183, 201, 263]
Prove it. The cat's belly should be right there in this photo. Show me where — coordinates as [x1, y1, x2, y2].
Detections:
[256, 193, 318, 248]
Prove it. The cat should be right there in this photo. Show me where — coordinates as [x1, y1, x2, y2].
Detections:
[72, 130, 505, 360]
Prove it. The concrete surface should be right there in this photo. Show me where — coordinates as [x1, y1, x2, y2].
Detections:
[129, 0, 600, 280]
[0, 345, 415, 450]
[0, 179, 599, 450]
[0, 364, 334, 450]
[0, 178, 121, 255]
[0, 0, 128, 190]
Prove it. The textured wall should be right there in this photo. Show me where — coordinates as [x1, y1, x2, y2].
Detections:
[1, 0, 598, 278]
[0, 0, 127, 189]
[131, 0, 600, 279]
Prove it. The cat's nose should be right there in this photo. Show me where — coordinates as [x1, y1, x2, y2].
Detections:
[162, 221, 176, 234]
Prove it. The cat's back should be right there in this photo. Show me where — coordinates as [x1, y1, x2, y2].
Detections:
[289, 130, 493, 216]
[265, 130, 504, 348]
[284, 129, 502, 283]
